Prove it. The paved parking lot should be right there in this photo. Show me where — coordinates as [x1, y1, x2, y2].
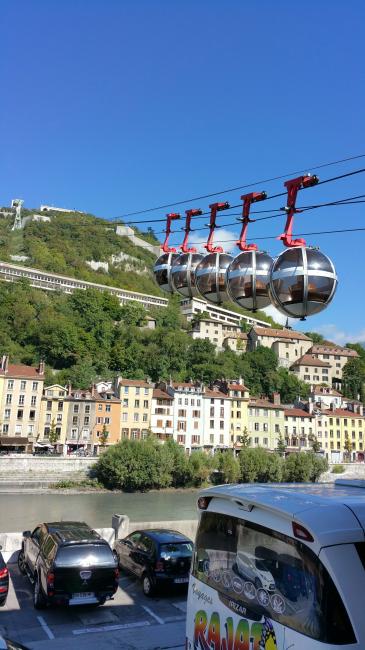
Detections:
[0, 563, 187, 649]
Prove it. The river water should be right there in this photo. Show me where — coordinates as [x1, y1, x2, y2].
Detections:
[0, 490, 199, 533]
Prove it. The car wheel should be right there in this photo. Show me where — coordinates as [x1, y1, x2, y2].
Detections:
[33, 575, 47, 609]
[142, 573, 154, 597]
[18, 550, 27, 575]
[254, 577, 262, 590]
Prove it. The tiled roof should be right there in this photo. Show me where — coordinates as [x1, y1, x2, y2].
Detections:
[224, 332, 248, 340]
[118, 379, 152, 388]
[320, 408, 364, 418]
[291, 354, 331, 368]
[284, 408, 313, 418]
[205, 389, 228, 399]
[310, 345, 358, 357]
[251, 327, 311, 341]
[153, 389, 173, 400]
[172, 382, 202, 390]
[249, 398, 284, 411]
[0, 364, 44, 378]
[312, 386, 342, 396]
[227, 383, 249, 392]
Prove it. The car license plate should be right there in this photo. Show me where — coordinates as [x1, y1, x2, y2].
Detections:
[174, 577, 188, 584]
[72, 592, 94, 598]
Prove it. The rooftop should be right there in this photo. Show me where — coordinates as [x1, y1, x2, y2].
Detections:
[291, 354, 331, 368]
[118, 379, 152, 388]
[227, 383, 249, 392]
[320, 408, 364, 419]
[0, 363, 44, 379]
[284, 408, 313, 418]
[153, 388, 173, 400]
[310, 344, 359, 357]
[312, 386, 342, 396]
[251, 327, 311, 341]
[249, 398, 284, 411]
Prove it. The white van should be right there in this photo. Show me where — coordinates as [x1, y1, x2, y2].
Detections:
[186, 481, 365, 649]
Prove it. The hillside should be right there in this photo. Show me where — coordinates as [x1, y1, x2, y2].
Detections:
[0, 207, 276, 325]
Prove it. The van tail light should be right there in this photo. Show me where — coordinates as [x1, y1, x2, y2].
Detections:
[155, 560, 164, 572]
[46, 571, 55, 595]
[292, 522, 314, 543]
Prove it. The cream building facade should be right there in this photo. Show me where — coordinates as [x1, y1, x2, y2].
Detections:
[248, 396, 286, 450]
[39, 384, 69, 451]
[310, 344, 358, 384]
[248, 327, 312, 367]
[290, 354, 332, 385]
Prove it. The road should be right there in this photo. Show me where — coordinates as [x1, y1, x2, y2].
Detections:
[0, 563, 186, 649]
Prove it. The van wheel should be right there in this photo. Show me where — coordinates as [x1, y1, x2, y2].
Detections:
[142, 574, 154, 597]
[18, 550, 27, 575]
[33, 575, 47, 609]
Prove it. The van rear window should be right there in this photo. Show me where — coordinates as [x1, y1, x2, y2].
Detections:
[55, 544, 114, 567]
[193, 511, 355, 644]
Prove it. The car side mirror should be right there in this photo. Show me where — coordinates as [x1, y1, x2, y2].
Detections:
[123, 539, 133, 547]
[23, 530, 31, 538]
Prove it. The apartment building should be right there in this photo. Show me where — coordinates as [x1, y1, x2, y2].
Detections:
[0, 356, 44, 453]
[202, 389, 231, 451]
[115, 378, 153, 440]
[284, 407, 316, 453]
[188, 318, 243, 351]
[169, 382, 204, 453]
[316, 403, 364, 462]
[290, 354, 332, 385]
[310, 385, 343, 410]
[248, 396, 285, 450]
[180, 297, 269, 328]
[248, 327, 312, 368]
[65, 389, 96, 453]
[151, 388, 174, 440]
[92, 390, 121, 451]
[38, 384, 69, 451]
[310, 344, 358, 384]
[213, 379, 250, 450]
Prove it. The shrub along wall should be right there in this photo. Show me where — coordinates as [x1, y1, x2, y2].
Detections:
[95, 438, 328, 492]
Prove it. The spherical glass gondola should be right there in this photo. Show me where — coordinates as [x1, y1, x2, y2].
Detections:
[195, 252, 233, 305]
[170, 252, 204, 298]
[227, 250, 273, 311]
[153, 252, 179, 294]
[269, 247, 338, 319]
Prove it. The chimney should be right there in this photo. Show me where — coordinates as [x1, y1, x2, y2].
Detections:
[308, 400, 314, 414]
[272, 392, 281, 406]
[67, 382, 72, 396]
[38, 359, 45, 375]
[1, 355, 9, 373]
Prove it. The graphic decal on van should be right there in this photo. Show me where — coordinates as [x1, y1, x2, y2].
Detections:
[193, 609, 278, 650]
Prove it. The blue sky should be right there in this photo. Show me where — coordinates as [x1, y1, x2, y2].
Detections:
[1, 0, 365, 342]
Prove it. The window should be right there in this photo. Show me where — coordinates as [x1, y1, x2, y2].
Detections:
[2, 424, 9, 434]
[263, 437, 268, 446]
[177, 434, 185, 444]
[6, 394, 12, 405]
[220, 421, 224, 430]
[197, 399, 201, 406]
[85, 404, 90, 414]
[32, 382, 38, 391]
[122, 412, 128, 422]
[28, 424, 34, 434]
[20, 381, 26, 391]
[29, 410, 35, 421]
[134, 413, 139, 422]
[254, 436, 259, 444]
[73, 404, 79, 413]
[18, 395, 25, 406]
[7, 380, 14, 390]
[178, 421, 186, 431]
[263, 423, 268, 432]
[254, 423, 259, 431]
[15, 424, 22, 434]
[185, 398, 189, 405]
[143, 400, 149, 409]
[275, 424, 279, 433]
[104, 417, 110, 425]
[134, 400, 140, 408]
[192, 410, 200, 418]
[178, 409, 186, 417]
[210, 407, 215, 417]
[72, 416, 78, 425]
[123, 399, 128, 408]
[17, 409, 23, 420]
[46, 400, 52, 410]
[71, 428, 77, 439]
[106, 404, 111, 412]
[84, 416, 89, 425]
[56, 414, 62, 423]
[4, 409, 10, 420]
[142, 413, 148, 422]
[31, 396, 37, 406]
[58, 401, 63, 411]
[144, 388, 149, 395]
[210, 420, 214, 429]
[193, 512, 355, 644]
[124, 386, 129, 394]
[98, 404, 102, 411]
[192, 435, 200, 445]
[178, 398, 182, 405]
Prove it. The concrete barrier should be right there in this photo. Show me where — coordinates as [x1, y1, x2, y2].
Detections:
[0, 457, 96, 475]
[1, 517, 198, 563]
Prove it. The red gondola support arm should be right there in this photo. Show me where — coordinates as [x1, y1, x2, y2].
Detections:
[161, 212, 181, 252]
[181, 209, 202, 253]
[237, 191, 267, 251]
[204, 202, 230, 253]
[278, 175, 318, 247]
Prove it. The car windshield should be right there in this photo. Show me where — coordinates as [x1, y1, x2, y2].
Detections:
[55, 544, 115, 568]
[159, 542, 192, 559]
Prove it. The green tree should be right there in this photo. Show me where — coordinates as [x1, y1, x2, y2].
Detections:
[187, 451, 215, 487]
[99, 424, 109, 447]
[304, 332, 325, 344]
[344, 432, 352, 461]
[239, 447, 282, 483]
[282, 452, 327, 482]
[48, 419, 59, 445]
[309, 434, 321, 453]
[240, 427, 250, 448]
[120, 302, 147, 327]
[342, 358, 365, 400]
[276, 433, 287, 457]
[216, 451, 240, 484]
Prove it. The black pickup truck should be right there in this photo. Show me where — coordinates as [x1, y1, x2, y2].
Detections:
[17, 521, 119, 608]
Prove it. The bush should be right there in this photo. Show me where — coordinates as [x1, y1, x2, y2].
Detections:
[239, 448, 283, 483]
[331, 464, 345, 474]
[187, 451, 215, 487]
[215, 451, 240, 484]
[283, 452, 328, 483]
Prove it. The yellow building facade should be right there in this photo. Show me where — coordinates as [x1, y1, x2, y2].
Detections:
[115, 378, 153, 439]
[38, 384, 69, 450]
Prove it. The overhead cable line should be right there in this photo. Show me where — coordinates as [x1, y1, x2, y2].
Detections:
[120, 166, 365, 225]
[115, 152, 365, 219]
[186, 226, 365, 247]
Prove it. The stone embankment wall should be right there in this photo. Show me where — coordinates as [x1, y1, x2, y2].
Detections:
[0, 515, 198, 563]
[0, 457, 95, 476]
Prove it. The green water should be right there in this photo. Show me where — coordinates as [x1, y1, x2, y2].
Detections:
[0, 490, 199, 533]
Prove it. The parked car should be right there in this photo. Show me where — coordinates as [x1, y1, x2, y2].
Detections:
[113, 529, 193, 596]
[235, 550, 276, 591]
[0, 546, 9, 607]
[17, 521, 119, 608]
